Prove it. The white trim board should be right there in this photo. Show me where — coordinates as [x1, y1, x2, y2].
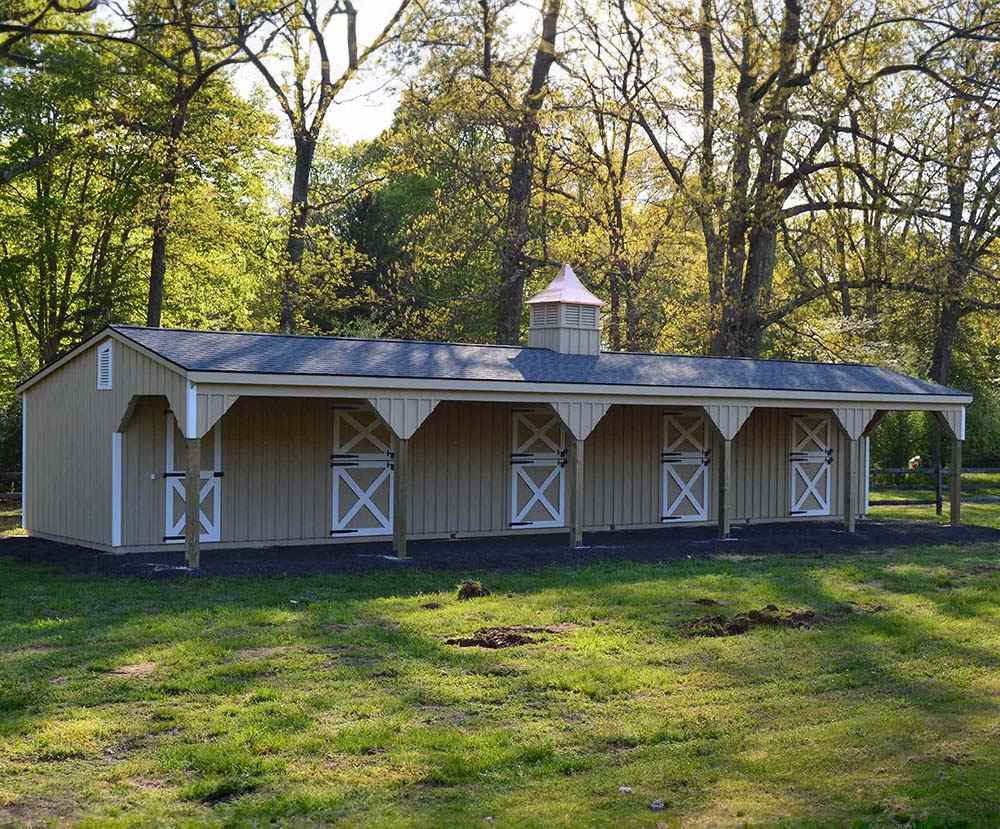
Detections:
[111, 432, 122, 546]
[193, 378, 972, 411]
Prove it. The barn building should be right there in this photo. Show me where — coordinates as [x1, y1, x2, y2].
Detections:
[16, 265, 971, 566]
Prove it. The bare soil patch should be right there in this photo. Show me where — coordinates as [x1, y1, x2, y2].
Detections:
[457, 580, 490, 600]
[108, 661, 157, 677]
[446, 623, 577, 648]
[685, 602, 884, 637]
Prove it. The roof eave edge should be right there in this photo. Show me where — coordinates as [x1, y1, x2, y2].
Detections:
[187, 370, 974, 407]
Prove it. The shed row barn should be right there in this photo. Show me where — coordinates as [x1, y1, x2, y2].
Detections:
[17, 265, 970, 565]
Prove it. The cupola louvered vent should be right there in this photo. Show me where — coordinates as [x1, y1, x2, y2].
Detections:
[525, 264, 603, 356]
[96, 341, 113, 390]
[531, 303, 560, 327]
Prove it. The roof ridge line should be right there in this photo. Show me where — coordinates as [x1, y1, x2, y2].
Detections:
[113, 325, 894, 370]
[111, 324, 538, 353]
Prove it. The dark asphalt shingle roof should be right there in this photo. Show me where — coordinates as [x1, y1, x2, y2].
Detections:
[113, 325, 966, 398]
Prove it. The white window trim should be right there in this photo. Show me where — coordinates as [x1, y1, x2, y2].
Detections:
[96, 341, 113, 390]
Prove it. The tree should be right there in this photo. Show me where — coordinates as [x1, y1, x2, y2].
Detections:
[609, 0, 1000, 356]
[240, 0, 419, 332]
[494, 0, 561, 344]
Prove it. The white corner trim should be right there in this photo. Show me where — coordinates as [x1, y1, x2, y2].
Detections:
[111, 432, 123, 547]
[20, 395, 26, 531]
[185, 381, 198, 439]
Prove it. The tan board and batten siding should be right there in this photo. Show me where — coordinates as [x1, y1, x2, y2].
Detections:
[108, 397, 868, 549]
[23, 336, 188, 547]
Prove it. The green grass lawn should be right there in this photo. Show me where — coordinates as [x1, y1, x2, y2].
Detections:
[0, 506, 999, 827]
[870, 472, 1000, 504]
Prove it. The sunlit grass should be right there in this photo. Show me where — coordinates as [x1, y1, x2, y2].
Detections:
[0, 508, 999, 827]
[871, 471, 1000, 504]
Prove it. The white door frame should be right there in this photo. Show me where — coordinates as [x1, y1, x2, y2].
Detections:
[164, 413, 222, 542]
[661, 412, 710, 522]
[331, 407, 394, 536]
[510, 409, 566, 528]
[789, 415, 832, 516]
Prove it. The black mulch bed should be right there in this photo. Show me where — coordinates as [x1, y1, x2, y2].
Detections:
[2, 519, 999, 579]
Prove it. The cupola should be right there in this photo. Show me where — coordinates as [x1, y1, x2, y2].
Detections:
[526, 264, 603, 356]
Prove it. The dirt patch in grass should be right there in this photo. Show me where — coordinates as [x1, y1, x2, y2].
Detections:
[0, 795, 79, 828]
[108, 661, 157, 677]
[457, 580, 490, 600]
[685, 603, 884, 637]
[446, 623, 578, 649]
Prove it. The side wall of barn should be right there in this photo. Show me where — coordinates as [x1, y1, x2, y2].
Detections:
[115, 398, 867, 550]
[23, 337, 188, 547]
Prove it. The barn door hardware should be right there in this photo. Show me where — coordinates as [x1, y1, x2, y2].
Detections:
[510, 410, 566, 528]
[789, 416, 832, 516]
[661, 413, 710, 522]
[332, 408, 393, 536]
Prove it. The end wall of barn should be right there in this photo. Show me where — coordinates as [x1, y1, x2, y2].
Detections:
[22, 336, 188, 548]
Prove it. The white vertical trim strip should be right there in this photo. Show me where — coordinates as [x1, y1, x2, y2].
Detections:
[111, 432, 123, 546]
[185, 381, 198, 438]
[20, 395, 26, 532]
[863, 436, 871, 513]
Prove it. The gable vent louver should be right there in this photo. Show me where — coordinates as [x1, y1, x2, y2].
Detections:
[96, 341, 113, 390]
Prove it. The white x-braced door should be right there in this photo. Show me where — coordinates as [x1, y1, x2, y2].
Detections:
[164, 413, 222, 543]
[790, 415, 832, 516]
[510, 409, 566, 528]
[662, 412, 710, 522]
[331, 406, 394, 536]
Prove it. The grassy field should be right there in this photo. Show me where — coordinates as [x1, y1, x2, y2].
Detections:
[0, 503, 998, 827]
[870, 472, 1000, 504]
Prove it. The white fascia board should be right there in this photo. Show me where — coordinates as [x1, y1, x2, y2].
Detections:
[187, 371, 973, 409]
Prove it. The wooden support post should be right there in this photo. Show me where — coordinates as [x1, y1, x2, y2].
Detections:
[718, 438, 732, 539]
[392, 436, 409, 558]
[934, 423, 944, 516]
[950, 438, 962, 527]
[184, 437, 201, 569]
[569, 437, 585, 547]
[845, 438, 858, 532]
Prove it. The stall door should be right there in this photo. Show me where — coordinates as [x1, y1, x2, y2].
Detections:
[661, 412, 710, 522]
[331, 406, 393, 536]
[789, 415, 832, 516]
[164, 414, 222, 543]
[510, 409, 566, 528]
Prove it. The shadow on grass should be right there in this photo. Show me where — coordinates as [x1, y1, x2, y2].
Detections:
[2, 538, 1000, 826]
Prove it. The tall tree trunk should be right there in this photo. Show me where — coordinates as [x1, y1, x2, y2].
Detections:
[495, 0, 560, 344]
[146, 100, 190, 328]
[282, 132, 317, 333]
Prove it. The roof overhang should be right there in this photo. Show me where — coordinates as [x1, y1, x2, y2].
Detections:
[187, 370, 973, 410]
